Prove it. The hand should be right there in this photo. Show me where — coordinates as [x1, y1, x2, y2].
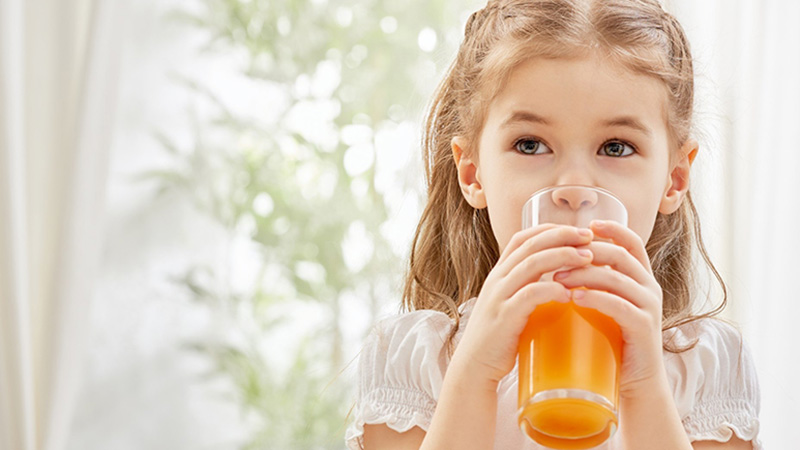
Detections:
[553, 220, 666, 396]
[449, 224, 596, 386]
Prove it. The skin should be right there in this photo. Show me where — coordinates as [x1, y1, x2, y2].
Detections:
[363, 53, 752, 449]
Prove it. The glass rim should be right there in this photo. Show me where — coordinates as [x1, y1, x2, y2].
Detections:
[523, 184, 628, 228]
[526, 184, 625, 209]
[528, 184, 625, 203]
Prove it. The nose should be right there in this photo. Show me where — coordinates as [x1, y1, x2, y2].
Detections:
[551, 186, 599, 211]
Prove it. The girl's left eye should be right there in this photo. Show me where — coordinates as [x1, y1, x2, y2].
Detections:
[600, 140, 636, 157]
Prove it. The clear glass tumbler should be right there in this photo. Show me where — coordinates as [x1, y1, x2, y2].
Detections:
[517, 185, 628, 449]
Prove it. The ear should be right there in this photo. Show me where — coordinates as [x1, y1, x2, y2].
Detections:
[659, 138, 698, 214]
[452, 136, 487, 209]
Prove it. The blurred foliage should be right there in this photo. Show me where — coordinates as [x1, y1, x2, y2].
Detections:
[139, 0, 481, 448]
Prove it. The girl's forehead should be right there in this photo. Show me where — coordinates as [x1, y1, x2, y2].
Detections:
[486, 55, 670, 133]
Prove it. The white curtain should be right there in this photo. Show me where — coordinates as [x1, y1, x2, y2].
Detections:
[671, 0, 800, 448]
[0, 1, 124, 449]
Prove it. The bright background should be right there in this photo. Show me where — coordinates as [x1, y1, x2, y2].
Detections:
[1, 1, 797, 449]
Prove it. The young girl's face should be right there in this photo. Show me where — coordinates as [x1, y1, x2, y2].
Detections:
[453, 52, 696, 251]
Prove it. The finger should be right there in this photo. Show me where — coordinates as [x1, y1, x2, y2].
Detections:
[590, 220, 652, 273]
[504, 281, 571, 331]
[498, 246, 593, 300]
[498, 225, 593, 277]
[554, 265, 653, 310]
[571, 288, 648, 331]
[496, 223, 561, 266]
[576, 241, 654, 288]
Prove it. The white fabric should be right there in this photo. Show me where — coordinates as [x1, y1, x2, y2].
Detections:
[0, 1, 124, 450]
[346, 299, 762, 449]
[668, 1, 800, 448]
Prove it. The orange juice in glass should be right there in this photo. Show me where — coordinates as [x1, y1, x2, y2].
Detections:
[517, 185, 627, 449]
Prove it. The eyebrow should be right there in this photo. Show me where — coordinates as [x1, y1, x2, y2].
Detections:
[601, 116, 653, 137]
[500, 110, 653, 137]
[501, 110, 551, 128]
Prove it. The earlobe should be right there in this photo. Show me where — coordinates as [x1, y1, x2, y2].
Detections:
[659, 139, 698, 214]
[451, 136, 487, 209]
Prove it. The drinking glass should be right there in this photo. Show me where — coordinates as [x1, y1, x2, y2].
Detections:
[517, 185, 628, 449]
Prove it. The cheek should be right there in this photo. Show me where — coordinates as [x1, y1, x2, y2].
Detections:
[484, 196, 519, 252]
[483, 186, 532, 253]
[625, 193, 663, 245]
[478, 162, 532, 252]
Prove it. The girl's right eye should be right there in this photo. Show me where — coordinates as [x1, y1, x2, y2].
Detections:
[514, 138, 550, 155]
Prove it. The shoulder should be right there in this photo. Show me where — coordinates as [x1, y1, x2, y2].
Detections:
[664, 318, 755, 391]
[356, 307, 460, 397]
[370, 308, 455, 353]
[365, 298, 476, 362]
[664, 318, 758, 397]
[672, 317, 745, 349]
[663, 318, 762, 446]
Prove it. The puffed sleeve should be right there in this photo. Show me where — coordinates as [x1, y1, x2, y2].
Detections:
[345, 309, 454, 449]
[664, 318, 762, 448]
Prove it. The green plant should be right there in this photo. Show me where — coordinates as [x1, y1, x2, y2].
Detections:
[140, 0, 480, 447]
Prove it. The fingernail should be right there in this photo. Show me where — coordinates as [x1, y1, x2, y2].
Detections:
[572, 289, 587, 300]
[578, 228, 592, 237]
[592, 220, 606, 228]
[577, 249, 592, 257]
[555, 271, 570, 280]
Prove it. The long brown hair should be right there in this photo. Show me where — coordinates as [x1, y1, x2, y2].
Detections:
[403, 0, 727, 353]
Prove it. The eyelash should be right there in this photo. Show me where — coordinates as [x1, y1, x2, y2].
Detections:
[513, 137, 638, 157]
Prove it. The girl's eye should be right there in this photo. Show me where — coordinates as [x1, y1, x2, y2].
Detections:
[515, 138, 549, 155]
[600, 140, 636, 157]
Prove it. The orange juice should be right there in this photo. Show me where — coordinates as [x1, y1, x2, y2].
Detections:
[518, 298, 622, 449]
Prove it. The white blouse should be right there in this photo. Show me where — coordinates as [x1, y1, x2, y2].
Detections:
[346, 298, 762, 449]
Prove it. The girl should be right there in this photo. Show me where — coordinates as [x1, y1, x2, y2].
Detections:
[346, 0, 761, 448]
